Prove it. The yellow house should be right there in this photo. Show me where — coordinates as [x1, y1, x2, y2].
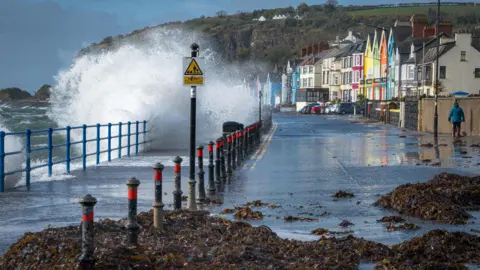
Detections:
[363, 34, 373, 99]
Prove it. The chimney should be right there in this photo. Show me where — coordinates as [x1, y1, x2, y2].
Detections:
[312, 43, 319, 55]
[423, 26, 435, 38]
[410, 14, 428, 38]
[455, 32, 472, 49]
[318, 41, 329, 52]
[301, 46, 307, 58]
[435, 20, 453, 36]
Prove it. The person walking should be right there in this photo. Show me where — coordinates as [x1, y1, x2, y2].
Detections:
[448, 102, 465, 138]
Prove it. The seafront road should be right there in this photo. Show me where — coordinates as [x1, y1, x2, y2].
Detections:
[1, 113, 479, 254]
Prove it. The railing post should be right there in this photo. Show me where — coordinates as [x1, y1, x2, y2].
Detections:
[208, 141, 216, 198]
[26, 129, 31, 187]
[143, 120, 147, 148]
[0, 132, 4, 192]
[196, 145, 206, 203]
[135, 121, 139, 156]
[107, 123, 112, 162]
[66, 126, 71, 174]
[48, 128, 53, 177]
[127, 121, 131, 157]
[96, 124, 100, 165]
[82, 124, 87, 170]
[118, 122, 122, 159]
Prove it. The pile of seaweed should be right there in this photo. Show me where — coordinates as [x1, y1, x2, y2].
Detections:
[1, 210, 479, 269]
[375, 230, 480, 269]
[375, 172, 480, 224]
[0, 210, 390, 270]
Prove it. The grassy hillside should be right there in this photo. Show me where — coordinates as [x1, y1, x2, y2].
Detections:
[348, 5, 480, 16]
[79, 3, 480, 72]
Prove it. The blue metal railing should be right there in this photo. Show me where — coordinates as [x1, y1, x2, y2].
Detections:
[0, 120, 149, 192]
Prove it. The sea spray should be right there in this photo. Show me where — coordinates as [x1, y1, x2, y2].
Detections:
[0, 123, 25, 189]
[48, 28, 258, 163]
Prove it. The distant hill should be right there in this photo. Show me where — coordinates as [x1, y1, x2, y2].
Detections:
[0, 88, 32, 101]
[78, 2, 480, 72]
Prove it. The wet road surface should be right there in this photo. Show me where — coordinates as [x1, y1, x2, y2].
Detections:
[1, 113, 480, 256]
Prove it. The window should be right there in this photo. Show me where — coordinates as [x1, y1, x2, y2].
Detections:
[461, 51, 466, 61]
[425, 66, 432, 80]
[333, 74, 339, 85]
[356, 70, 360, 82]
[349, 71, 352, 83]
[308, 66, 313, 74]
[475, 68, 480, 78]
[306, 90, 321, 102]
[302, 67, 306, 74]
[356, 56, 360, 66]
[368, 68, 372, 78]
[440, 66, 446, 79]
[308, 77, 313, 87]
[302, 78, 307, 87]
[408, 66, 414, 80]
[349, 57, 353, 67]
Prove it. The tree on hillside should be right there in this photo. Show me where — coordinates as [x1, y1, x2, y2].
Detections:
[34, 84, 52, 100]
[216, 10, 228, 18]
[324, 0, 338, 14]
[296, 2, 309, 14]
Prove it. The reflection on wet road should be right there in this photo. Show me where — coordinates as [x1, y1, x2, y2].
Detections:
[1, 113, 480, 255]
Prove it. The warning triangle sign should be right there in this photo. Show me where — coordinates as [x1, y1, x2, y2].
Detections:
[184, 59, 203, 75]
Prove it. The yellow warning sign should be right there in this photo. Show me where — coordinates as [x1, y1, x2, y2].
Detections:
[184, 59, 203, 75]
[184, 76, 204, 85]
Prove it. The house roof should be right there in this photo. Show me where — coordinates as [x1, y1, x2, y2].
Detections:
[421, 42, 455, 63]
[392, 25, 412, 44]
[313, 49, 334, 64]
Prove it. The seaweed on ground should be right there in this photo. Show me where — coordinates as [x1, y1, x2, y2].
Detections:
[375, 172, 480, 224]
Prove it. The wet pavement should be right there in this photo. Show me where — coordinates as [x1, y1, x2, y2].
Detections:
[1, 113, 480, 257]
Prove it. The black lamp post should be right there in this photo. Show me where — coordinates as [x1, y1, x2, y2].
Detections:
[434, 0, 440, 138]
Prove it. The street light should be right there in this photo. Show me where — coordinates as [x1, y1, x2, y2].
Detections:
[434, 0, 440, 138]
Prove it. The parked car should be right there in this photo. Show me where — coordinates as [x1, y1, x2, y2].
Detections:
[310, 104, 322, 114]
[338, 102, 355, 114]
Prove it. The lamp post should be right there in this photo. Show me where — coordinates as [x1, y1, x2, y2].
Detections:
[434, 0, 440, 138]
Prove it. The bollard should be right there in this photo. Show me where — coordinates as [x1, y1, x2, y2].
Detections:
[237, 130, 243, 164]
[153, 163, 164, 229]
[196, 145, 206, 203]
[214, 139, 222, 185]
[207, 141, 216, 197]
[220, 138, 227, 182]
[187, 154, 197, 210]
[173, 156, 183, 210]
[226, 135, 233, 176]
[244, 128, 248, 157]
[231, 132, 237, 170]
[78, 194, 97, 269]
[126, 177, 140, 245]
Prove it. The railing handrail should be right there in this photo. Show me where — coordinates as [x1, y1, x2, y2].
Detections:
[0, 120, 150, 192]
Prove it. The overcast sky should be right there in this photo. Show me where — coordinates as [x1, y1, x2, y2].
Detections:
[0, 0, 465, 92]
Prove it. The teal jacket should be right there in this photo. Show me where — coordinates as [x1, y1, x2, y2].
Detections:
[448, 103, 465, 123]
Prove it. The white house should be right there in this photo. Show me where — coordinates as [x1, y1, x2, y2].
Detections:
[419, 32, 480, 96]
[273, 14, 288, 20]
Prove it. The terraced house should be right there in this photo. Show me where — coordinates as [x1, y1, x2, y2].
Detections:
[364, 34, 374, 99]
[351, 42, 366, 102]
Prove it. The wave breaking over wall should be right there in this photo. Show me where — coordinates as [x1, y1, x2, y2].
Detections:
[48, 28, 258, 161]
